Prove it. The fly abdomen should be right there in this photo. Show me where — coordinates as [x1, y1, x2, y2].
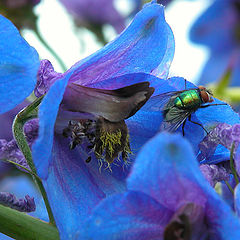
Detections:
[174, 90, 201, 110]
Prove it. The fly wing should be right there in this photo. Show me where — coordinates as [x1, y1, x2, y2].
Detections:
[142, 90, 185, 112]
[161, 107, 192, 132]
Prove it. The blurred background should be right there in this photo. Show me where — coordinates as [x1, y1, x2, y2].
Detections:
[21, 0, 210, 82]
[0, 0, 239, 238]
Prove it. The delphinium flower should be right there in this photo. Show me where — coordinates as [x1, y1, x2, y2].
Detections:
[0, 0, 40, 30]
[30, 2, 177, 238]
[77, 132, 240, 240]
[2, 1, 240, 239]
[189, 0, 240, 87]
[31, 74, 240, 239]
[1, 1, 175, 238]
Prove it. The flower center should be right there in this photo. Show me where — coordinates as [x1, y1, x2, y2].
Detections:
[62, 117, 131, 166]
[163, 203, 209, 240]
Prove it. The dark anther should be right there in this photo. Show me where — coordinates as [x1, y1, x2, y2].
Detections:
[85, 156, 91, 163]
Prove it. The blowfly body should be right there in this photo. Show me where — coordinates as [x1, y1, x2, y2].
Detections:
[146, 80, 227, 136]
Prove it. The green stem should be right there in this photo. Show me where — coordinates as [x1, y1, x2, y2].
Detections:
[230, 142, 239, 185]
[33, 23, 67, 72]
[224, 180, 234, 195]
[4, 160, 39, 179]
[12, 96, 56, 225]
[0, 204, 59, 240]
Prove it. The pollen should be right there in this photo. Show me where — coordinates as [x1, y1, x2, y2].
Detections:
[94, 117, 132, 164]
[99, 129, 122, 158]
[63, 117, 132, 167]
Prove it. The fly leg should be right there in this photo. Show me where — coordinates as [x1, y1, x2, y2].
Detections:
[200, 103, 227, 108]
[184, 79, 187, 90]
[188, 115, 209, 135]
[182, 119, 187, 136]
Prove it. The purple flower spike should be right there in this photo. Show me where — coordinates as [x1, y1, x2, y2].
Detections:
[0, 192, 35, 212]
[0, 119, 39, 172]
[34, 60, 62, 98]
[200, 164, 230, 187]
[199, 123, 240, 164]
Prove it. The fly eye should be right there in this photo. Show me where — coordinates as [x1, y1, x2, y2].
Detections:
[198, 86, 206, 91]
[200, 90, 213, 103]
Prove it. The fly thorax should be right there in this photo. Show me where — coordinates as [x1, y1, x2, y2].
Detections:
[62, 117, 131, 165]
[174, 90, 201, 110]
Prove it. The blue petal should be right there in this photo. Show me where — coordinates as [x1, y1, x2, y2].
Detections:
[66, 2, 174, 85]
[128, 133, 240, 239]
[234, 183, 240, 217]
[32, 72, 72, 179]
[189, 0, 237, 51]
[77, 191, 173, 240]
[0, 15, 39, 114]
[127, 133, 208, 210]
[42, 136, 126, 239]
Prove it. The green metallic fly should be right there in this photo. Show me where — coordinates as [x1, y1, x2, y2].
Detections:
[147, 80, 227, 136]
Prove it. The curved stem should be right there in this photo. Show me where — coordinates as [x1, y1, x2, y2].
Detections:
[224, 180, 234, 195]
[0, 204, 59, 240]
[13, 96, 56, 225]
[33, 23, 67, 72]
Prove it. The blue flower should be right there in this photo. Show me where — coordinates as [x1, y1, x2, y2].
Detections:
[78, 133, 240, 240]
[0, 14, 39, 114]
[31, 2, 175, 238]
[189, 0, 240, 86]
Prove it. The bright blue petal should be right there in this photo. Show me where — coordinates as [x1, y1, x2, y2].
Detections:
[65, 2, 174, 85]
[234, 183, 240, 217]
[42, 136, 126, 240]
[128, 133, 240, 240]
[127, 133, 208, 210]
[77, 191, 173, 240]
[128, 132, 240, 239]
[0, 15, 39, 114]
[32, 72, 72, 179]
